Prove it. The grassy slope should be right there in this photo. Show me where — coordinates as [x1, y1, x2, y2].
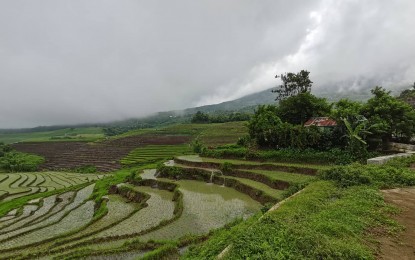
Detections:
[115, 122, 248, 147]
[121, 145, 192, 166]
[0, 127, 104, 144]
[183, 156, 330, 170]
[184, 181, 397, 259]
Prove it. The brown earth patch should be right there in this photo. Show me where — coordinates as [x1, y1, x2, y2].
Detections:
[12, 135, 191, 172]
[378, 187, 415, 260]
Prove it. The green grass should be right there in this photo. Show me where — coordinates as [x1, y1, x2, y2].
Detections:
[113, 122, 248, 147]
[177, 155, 329, 170]
[0, 127, 104, 144]
[246, 170, 315, 183]
[121, 145, 192, 166]
[184, 181, 398, 259]
[226, 176, 284, 200]
[0, 182, 92, 218]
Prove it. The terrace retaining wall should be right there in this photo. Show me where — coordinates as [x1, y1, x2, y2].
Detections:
[389, 142, 415, 152]
[367, 152, 415, 165]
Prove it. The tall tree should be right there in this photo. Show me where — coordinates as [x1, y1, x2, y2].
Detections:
[277, 92, 331, 125]
[272, 70, 313, 101]
[363, 86, 415, 143]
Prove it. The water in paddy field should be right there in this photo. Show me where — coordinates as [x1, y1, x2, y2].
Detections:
[139, 169, 261, 241]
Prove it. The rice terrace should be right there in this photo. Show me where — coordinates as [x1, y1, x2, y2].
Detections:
[2, 1, 415, 259]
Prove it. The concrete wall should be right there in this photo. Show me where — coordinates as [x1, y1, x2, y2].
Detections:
[389, 142, 415, 153]
[367, 152, 414, 165]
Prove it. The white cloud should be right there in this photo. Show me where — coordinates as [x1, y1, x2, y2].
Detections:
[0, 0, 414, 127]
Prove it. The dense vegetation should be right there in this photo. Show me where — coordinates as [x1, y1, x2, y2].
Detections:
[190, 111, 251, 124]
[238, 71, 415, 164]
[0, 142, 44, 172]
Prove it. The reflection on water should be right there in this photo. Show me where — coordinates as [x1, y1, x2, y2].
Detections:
[94, 186, 174, 238]
[139, 179, 261, 241]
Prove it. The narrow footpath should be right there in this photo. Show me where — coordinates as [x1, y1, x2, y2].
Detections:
[379, 187, 415, 260]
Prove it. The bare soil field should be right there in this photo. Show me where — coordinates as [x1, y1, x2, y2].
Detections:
[379, 187, 415, 260]
[13, 134, 191, 172]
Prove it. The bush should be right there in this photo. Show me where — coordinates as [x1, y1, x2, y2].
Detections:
[191, 137, 205, 153]
[319, 163, 415, 188]
[73, 165, 97, 173]
[384, 155, 415, 168]
[201, 146, 359, 165]
[0, 151, 44, 172]
[219, 162, 233, 174]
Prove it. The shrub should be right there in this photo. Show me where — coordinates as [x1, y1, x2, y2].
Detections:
[319, 163, 415, 188]
[191, 137, 205, 154]
[0, 151, 44, 172]
[73, 165, 97, 173]
[219, 162, 233, 174]
[384, 155, 415, 168]
[202, 145, 360, 165]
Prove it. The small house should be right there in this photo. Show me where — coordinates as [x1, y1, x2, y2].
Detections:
[304, 117, 337, 131]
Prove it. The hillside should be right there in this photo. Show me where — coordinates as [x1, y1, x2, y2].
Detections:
[0, 86, 387, 137]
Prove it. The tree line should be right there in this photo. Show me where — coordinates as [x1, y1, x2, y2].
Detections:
[246, 70, 415, 161]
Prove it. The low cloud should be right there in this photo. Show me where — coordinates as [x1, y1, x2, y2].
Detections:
[1, 0, 414, 127]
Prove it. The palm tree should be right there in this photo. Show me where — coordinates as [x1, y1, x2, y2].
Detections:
[342, 117, 371, 160]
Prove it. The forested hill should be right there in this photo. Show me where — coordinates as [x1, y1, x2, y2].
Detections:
[182, 88, 276, 114]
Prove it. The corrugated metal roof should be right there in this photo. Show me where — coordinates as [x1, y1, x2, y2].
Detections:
[304, 117, 337, 127]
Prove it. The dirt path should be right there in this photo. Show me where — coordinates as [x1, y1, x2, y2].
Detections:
[379, 187, 415, 260]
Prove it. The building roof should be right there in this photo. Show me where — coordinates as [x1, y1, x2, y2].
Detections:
[304, 117, 337, 127]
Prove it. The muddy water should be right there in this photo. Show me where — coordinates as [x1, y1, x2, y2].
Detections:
[93, 186, 175, 238]
[139, 178, 261, 241]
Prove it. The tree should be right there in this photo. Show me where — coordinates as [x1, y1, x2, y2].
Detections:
[342, 118, 370, 160]
[398, 81, 415, 100]
[363, 86, 415, 143]
[191, 111, 210, 123]
[248, 105, 282, 147]
[272, 70, 313, 101]
[277, 92, 331, 125]
[331, 99, 363, 123]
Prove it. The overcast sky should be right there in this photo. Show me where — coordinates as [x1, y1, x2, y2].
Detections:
[1, 0, 414, 128]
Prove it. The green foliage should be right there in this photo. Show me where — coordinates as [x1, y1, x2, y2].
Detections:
[191, 111, 210, 123]
[281, 182, 308, 198]
[0, 127, 103, 144]
[202, 146, 359, 165]
[191, 137, 205, 153]
[0, 151, 44, 172]
[89, 163, 157, 204]
[341, 118, 370, 161]
[247, 105, 282, 147]
[156, 165, 187, 179]
[398, 82, 415, 99]
[73, 165, 97, 173]
[319, 163, 415, 188]
[363, 86, 415, 143]
[247, 103, 335, 150]
[140, 243, 179, 260]
[273, 70, 313, 101]
[277, 92, 331, 125]
[384, 154, 415, 168]
[0, 142, 12, 156]
[331, 99, 363, 123]
[219, 162, 233, 174]
[191, 111, 252, 124]
[121, 145, 192, 166]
